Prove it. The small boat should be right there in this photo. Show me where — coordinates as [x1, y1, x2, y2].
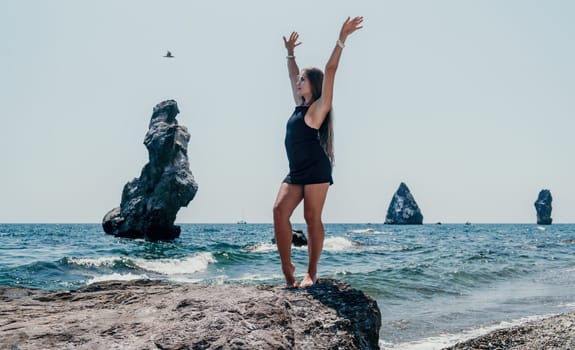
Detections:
[237, 209, 247, 224]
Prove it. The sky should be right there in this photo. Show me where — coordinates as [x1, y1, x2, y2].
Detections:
[1, 1, 574, 224]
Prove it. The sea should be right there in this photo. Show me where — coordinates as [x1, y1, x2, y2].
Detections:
[1, 223, 575, 349]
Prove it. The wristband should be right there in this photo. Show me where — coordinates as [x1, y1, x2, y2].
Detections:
[337, 40, 345, 49]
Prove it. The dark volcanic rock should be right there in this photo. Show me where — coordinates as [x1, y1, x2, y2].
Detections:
[0, 279, 381, 350]
[291, 229, 308, 246]
[384, 182, 423, 225]
[534, 189, 553, 225]
[272, 229, 308, 247]
[102, 100, 198, 240]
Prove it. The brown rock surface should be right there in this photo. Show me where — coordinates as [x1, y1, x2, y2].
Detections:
[0, 278, 381, 350]
[444, 312, 575, 350]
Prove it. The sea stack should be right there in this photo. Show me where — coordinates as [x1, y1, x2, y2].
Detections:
[385, 182, 423, 225]
[534, 189, 552, 225]
[102, 100, 199, 240]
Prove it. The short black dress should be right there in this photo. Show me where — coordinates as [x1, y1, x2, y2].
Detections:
[283, 105, 333, 185]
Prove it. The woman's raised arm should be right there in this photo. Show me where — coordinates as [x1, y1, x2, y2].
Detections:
[307, 16, 363, 128]
[283, 31, 302, 105]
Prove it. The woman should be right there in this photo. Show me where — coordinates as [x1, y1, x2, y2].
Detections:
[273, 16, 363, 288]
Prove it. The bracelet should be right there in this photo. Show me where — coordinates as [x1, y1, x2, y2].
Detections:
[286, 55, 295, 59]
[337, 40, 345, 49]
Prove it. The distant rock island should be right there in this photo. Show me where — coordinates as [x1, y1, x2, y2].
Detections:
[385, 182, 423, 225]
[102, 100, 198, 240]
[534, 189, 553, 225]
[0, 279, 381, 350]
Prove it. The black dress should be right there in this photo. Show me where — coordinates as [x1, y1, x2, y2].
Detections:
[283, 105, 333, 185]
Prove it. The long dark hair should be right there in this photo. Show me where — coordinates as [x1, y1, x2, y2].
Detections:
[302, 67, 334, 165]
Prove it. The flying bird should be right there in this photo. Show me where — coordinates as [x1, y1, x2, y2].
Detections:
[164, 50, 174, 58]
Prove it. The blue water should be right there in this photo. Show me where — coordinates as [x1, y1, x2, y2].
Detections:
[2, 223, 575, 348]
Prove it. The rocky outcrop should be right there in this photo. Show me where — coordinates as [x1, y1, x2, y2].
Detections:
[272, 229, 308, 247]
[291, 229, 308, 246]
[0, 279, 381, 350]
[102, 100, 198, 240]
[534, 189, 553, 225]
[384, 182, 423, 225]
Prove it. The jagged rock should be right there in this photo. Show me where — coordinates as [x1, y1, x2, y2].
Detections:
[0, 279, 381, 350]
[534, 189, 553, 225]
[102, 100, 198, 240]
[384, 182, 423, 225]
[272, 229, 308, 247]
[291, 229, 308, 246]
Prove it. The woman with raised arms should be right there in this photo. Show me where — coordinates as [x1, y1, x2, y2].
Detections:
[273, 16, 364, 288]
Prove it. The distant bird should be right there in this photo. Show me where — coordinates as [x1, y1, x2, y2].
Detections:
[163, 50, 174, 58]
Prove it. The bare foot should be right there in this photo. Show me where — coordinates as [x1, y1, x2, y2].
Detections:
[283, 263, 299, 288]
[299, 273, 317, 288]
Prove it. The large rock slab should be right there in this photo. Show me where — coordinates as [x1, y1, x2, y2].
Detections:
[534, 189, 553, 225]
[102, 100, 198, 240]
[0, 279, 381, 350]
[384, 182, 423, 225]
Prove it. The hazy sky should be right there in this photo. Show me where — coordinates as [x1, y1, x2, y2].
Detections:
[2, 1, 574, 224]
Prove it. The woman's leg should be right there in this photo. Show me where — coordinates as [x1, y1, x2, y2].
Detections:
[273, 182, 304, 287]
[300, 183, 330, 287]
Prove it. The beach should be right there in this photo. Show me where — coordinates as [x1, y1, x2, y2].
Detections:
[2, 223, 575, 347]
[444, 311, 575, 349]
[2, 279, 573, 350]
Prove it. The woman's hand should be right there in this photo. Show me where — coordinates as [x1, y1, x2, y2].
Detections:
[339, 16, 364, 42]
[283, 31, 301, 55]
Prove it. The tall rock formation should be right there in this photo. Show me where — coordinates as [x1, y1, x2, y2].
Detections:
[534, 189, 552, 225]
[102, 100, 198, 240]
[385, 182, 423, 225]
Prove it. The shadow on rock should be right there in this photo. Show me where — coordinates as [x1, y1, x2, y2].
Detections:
[306, 278, 382, 350]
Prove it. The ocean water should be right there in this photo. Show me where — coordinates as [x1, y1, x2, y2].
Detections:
[1, 223, 575, 349]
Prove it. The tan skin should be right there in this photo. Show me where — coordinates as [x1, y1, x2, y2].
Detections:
[274, 16, 363, 288]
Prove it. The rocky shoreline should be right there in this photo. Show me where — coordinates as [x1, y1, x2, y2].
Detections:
[0, 278, 380, 350]
[444, 311, 575, 349]
[4, 278, 575, 350]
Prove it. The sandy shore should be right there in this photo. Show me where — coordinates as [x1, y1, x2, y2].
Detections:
[444, 311, 575, 349]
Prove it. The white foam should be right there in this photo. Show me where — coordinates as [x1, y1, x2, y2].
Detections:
[245, 237, 355, 253]
[350, 228, 385, 234]
[557, 302, 575, 309]
[133, 252, 216, 275]
[323, 237, 356, 252]
[244, 243, 277, 253]
[335, 265, 381, 275]
[229, 272, 284, 282]
[381, 314, 552, 350]
[166, 276, 206, 284]
[68, 256, 126, 267]
[87, 272, 149, 284]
